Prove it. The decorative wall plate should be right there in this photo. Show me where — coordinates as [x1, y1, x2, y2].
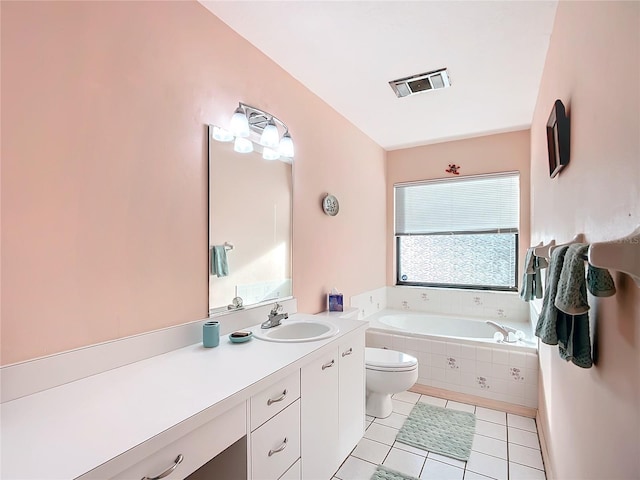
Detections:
[322, 194, 339, 216]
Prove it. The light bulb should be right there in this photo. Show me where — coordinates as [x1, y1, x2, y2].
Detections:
[278, 131, 295, 158]
[262, 147, 280, 161]
[233, 137, 253, 154]
[211, 126, 234, 142]
[229, 106, 250, 137]
[260, 118, 280, 148]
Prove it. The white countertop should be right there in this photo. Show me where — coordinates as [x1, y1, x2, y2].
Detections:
[0, 314, 367, 479]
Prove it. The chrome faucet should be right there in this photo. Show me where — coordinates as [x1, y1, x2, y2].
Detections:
[261, 303, 288, 329]
[486, 320, 518, 343]
[227, 296, 244, 310]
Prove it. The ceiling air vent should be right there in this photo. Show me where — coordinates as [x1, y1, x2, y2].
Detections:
[389, 68, 451, 98]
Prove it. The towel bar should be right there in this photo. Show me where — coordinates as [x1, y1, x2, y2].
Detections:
[588, 226, 640, 287]
[548, 233, 585, 256]
[534, 240, 556, 260]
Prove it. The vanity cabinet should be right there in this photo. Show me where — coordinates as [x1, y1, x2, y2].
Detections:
[250, 371, 301, 480]
[301, 347, 340, 480]
[301, 329, 366, 480]
[110, 402, 246, 480]
[337, 331, 366, 462]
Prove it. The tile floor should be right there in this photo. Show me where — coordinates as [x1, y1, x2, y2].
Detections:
[333, 391, 546, 480]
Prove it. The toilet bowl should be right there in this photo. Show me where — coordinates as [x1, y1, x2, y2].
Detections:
[365, 347, 418, 418]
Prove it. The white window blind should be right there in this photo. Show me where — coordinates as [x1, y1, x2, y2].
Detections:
[395, 172, 520, 235]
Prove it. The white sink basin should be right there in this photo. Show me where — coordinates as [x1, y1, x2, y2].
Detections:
[253, 320, 339, 343]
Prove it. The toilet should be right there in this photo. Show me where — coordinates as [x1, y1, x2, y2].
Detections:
[365, 347, 419, 418]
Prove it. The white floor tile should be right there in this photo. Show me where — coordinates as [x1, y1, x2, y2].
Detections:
[366, 415, 375, 422]
[419, 458, 464, 480]
[351, 437, 392, 465]
[475, 407, 507, 425]
[427, 453, 466, 469]
[393, 398, 416, 415]
[508, 426, 541, 450]
[335, 456, 378, 480]
[445, 401, 476, 413]
[463, 471, 494, 480]
[393, 390, 421, 404]
[475, 419, 507, 441]
[466, 451, 508, 480]
[364, 422, 399, 446]
[507, 414, 537, 433]
[418, 395, 448, 408]
[383, 447, 426, 478]
[374, 412, 408, 429]
[366, 419, 374, 430]
[508, 443, 544, 470]
[394, 441, 429, 456]
[471, 434, 507, 460]
[509, 461, 547, 479]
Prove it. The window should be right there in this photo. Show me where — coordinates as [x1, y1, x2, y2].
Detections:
[395, 172, 520, 291]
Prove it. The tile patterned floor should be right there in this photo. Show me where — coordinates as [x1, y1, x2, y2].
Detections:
[332, 391, 546, 480]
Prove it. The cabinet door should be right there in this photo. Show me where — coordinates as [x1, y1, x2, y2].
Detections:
[338, 330, 366, 462]
[301, 348, 339, 480]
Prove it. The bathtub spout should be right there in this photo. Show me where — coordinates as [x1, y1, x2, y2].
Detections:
[485, 321, 518, 343]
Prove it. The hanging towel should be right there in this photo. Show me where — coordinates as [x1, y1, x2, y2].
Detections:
[555, 244, 590, 314]
[587, 263, 616, 297]
[211, 245, 229, 278]
[535, 245, 569, 345]
[520, 248, 547, 301]
[552, 243, 616, 368]
[519, 248, 536, 301]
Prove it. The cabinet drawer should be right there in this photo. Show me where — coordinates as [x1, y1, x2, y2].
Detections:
[251, 400, 300, 480]
[111, 402, 246, 480]
[251, 370, 300, 431]
[279, 458, 301, 480]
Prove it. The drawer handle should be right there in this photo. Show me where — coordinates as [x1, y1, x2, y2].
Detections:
[268, 437, 288, 457]
[141, 454, 183, 480]
[342, 347, 353, 357]
[267, 389, 288, 406]
[322, 359, 335, 370]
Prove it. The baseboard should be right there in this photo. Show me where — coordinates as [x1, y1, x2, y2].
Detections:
[410, 383, 537, 418]
[535, 382, 554, 479]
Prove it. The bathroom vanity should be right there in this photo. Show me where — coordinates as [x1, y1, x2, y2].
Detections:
[0, 311, 366, 480]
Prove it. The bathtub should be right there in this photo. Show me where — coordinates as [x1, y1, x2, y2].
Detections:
[369, 310, 536, 348]
[365, 309, 539, 407]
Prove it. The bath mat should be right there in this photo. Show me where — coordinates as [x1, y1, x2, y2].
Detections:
[370, 465, 420, 480]
[395, 402, 476, 461]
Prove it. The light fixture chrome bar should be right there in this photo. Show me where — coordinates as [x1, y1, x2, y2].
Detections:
[239, 103, 289, 135]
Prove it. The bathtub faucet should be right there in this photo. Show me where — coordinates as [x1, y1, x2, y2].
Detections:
[485, 321, 519, 343]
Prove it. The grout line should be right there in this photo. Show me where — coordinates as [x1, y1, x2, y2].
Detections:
[508, 459, 545, 472]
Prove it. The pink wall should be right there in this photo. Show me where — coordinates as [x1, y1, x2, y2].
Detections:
[530, 2, 640, 478]
[386, 130, 531, 286]
[0, 1, 386, 365]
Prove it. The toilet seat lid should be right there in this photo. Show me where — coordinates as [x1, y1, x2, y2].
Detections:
[365, 347, 418, 371]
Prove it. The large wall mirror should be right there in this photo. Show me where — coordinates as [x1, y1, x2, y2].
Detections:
[208, 125, 293, 314]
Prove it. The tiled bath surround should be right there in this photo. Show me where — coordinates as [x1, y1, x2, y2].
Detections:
[366, 330, 538, 408]
[353, 287, 538, 408]
[352, 286, 530, 323]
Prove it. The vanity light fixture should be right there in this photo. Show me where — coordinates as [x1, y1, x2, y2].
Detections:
[214, 102, 295, 160]
[234, 137, 253, 154]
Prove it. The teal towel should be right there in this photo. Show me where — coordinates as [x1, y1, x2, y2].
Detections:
[211, 245, 229, 278]
[555, 244, 590, 314]
[557, 312, 593, 368]
[520, 248, 546, 302]
[552, 243, 616, 368]
[535, 245, 569, 345]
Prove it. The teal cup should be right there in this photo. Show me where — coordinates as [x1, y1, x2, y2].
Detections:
[203, 321, 220, 348]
